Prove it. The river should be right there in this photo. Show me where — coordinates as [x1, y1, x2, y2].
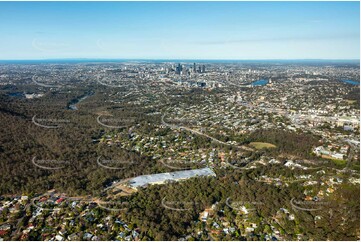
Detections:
[67, 91, 94, 110]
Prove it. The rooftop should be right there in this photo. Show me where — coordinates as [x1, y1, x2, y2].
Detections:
[128, 167, 216, 188]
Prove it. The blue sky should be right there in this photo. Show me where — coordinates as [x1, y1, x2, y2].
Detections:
[0, 1, 359, 60]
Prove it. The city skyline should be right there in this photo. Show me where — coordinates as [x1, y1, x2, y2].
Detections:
[0, 1, 359, 60]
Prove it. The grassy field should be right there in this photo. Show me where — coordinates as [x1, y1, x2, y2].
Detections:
[321, 155, 347, 167]
[249, 142, 276, 149]
[345, 99, 357, 104]
[331, 158, 347, 166]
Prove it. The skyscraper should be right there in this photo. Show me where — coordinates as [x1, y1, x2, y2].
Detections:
[175, 63, 182, 74]
[202, 65, 205, 73]
[193, 63, 196, 73]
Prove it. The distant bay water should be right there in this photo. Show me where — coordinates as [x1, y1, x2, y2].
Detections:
[0, 59, 359, 65]
[341, 80, 359, 85]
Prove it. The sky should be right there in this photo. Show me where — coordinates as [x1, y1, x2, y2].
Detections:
[0, 1, 359, 60]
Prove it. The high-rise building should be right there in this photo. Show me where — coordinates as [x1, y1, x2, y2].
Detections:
[175, 63, 182, 74]
[193, 63, 196, 72]
[202, 65, 205, 73]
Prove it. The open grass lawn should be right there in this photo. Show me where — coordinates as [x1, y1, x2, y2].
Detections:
[345, 99, 357, 104]
[321, 155, 347, 167]
[249, 142, 276, 149]
[330, 158, 347, 166]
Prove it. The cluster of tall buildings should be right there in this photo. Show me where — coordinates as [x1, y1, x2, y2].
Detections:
[171, 63, 206, 75]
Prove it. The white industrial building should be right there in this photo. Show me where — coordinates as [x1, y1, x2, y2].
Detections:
[127, 167, 216, 189]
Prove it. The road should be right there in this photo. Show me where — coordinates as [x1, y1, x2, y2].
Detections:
[161, 111, 254, 152]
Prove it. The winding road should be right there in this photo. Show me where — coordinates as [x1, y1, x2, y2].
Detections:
[161, 111, 254, 152]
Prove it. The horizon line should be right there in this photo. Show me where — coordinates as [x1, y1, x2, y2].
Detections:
[0, 58, 359, 61]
